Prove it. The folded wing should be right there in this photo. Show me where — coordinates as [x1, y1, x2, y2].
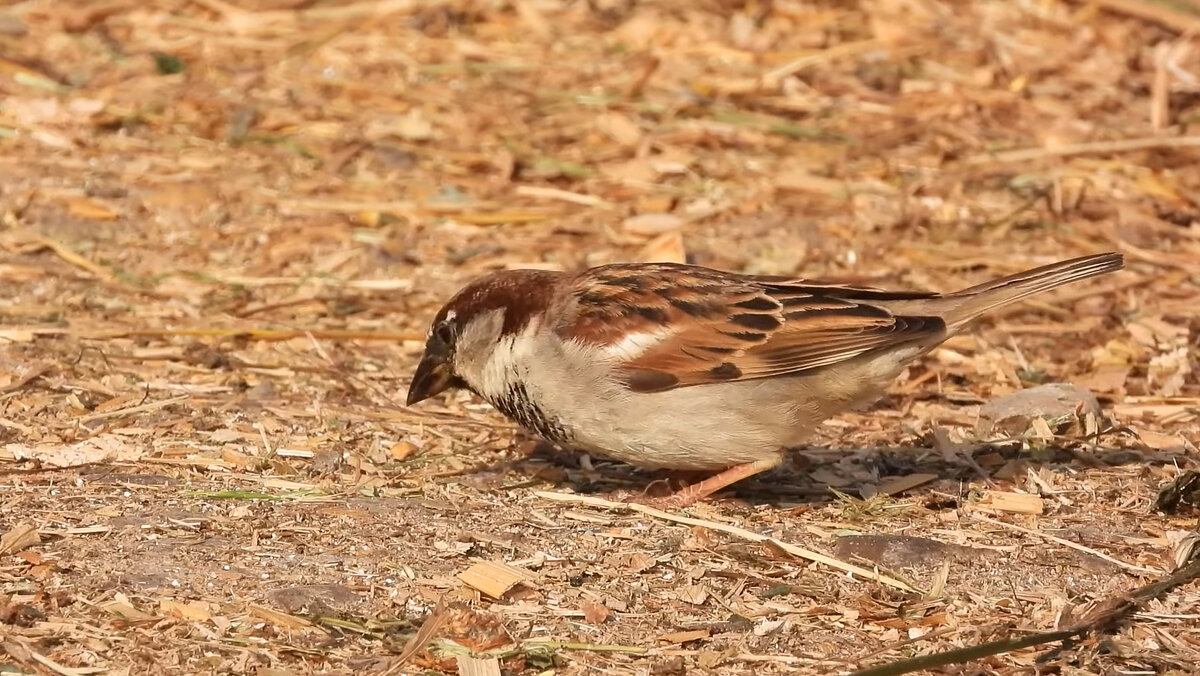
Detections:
[556, 263, 948, 393]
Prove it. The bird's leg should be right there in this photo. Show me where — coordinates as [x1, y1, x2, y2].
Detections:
[657, 457, 782, 508]
[637, 476, 676, 498]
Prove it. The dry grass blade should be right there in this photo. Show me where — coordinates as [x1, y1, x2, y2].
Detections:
[76, 394, 189, 423]
[514, 185, 613, 208]
[27, 236, 116, 280]
[969, 513, 1159, 574]
[248, 603, 327, 634]
[383, 599, 449, 675]
[534, 491, 920, 593]
[762, 39, 890, 82]
[965, 136, 1200, 164]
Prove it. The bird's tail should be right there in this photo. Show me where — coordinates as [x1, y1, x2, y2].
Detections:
[937, 252, 1124, 327]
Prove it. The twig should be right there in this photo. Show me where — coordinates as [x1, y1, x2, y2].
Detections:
[1087, 0, 1200, 33]
[0, 363, 52, 393]
[968, 512, 1162, 575]
[514, 185, 613, 208]
[1152, 43, 1171, 131]
[15, 236, 166, 299]
[534, 491, 920, 593]
[763, 39, 888, 82]
[849, 543, 1200, 676]
[625, 53, 660, 100]
[76, 394, 191, 424]
[29, 236, 116, 281]
[277, 197, 437, 214]
[849, 626, 1082, 676]
[965, 136, 1200, 165]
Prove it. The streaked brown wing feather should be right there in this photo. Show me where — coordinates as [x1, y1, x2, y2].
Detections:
[555, 263, 948, 393]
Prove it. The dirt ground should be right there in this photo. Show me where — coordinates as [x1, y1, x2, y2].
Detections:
[2, 1, 1200, 674]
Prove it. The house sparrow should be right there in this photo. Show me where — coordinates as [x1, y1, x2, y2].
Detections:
[407, 252, 1124, 506]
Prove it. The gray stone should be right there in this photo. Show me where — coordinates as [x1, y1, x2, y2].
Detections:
[267, 584, 359, 614]
[976, 383, 1101, 439]
[834, 534, 983, 569]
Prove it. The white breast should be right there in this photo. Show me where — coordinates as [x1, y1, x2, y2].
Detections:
[458, 327, 907, 471]
[459, 329, 773, 469]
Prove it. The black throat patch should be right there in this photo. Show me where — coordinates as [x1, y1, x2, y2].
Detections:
[490, 381, 572, 445]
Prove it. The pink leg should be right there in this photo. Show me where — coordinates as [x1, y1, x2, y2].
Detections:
[657, 458, 782, 507]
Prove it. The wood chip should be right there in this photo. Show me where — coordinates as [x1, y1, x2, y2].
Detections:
[0, 523, 40, 554]
[66, 196, 119, 221]
[876, 473, 939, 497]
[658, 629, 710, 644]
[249, 603, 325, 633]
[581, 601, 611, 624]
[160, 599, 213, 622]
[64, 525, 113, 535]
[455, 655, 502, 676]
[638, 231, 687, 264]
[275, 448, 314, 459]
[457, 560, 536, 599]
[389, 441, 419, 460]
[676, 584, 709, 605]
[774, 169, 847, 195]
[980, 490, 1045, 515]
[101, 598, 156, 622]
[622, 213, 684, 236]
[1137, 429, 1192, 451]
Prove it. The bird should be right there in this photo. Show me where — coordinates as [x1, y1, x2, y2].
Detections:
[406, 252, 1124, 506]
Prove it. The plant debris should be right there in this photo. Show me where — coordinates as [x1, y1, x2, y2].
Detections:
[2, 0, 1199, 674]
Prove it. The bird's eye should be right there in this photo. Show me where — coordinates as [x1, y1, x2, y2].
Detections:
[433, 321, 455, 345]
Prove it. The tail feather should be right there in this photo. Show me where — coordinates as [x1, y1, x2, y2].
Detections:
[939, 252, 1124, 327]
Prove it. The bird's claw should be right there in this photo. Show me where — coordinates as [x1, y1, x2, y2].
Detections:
[622, 486, 701, 510]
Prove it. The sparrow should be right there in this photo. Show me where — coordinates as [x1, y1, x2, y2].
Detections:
[406, 252, 1124, 506]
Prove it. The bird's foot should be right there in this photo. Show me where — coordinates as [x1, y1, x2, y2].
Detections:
[652, 486, 705, 509]
[618, 479, 701, 509]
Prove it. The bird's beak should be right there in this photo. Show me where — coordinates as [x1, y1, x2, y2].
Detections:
[406, 348, 454, 406]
